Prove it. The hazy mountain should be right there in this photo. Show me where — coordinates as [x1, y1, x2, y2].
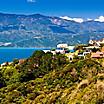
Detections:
[0, 13, 104, 47]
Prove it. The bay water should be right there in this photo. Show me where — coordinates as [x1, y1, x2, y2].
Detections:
[0, 47, 49, 64]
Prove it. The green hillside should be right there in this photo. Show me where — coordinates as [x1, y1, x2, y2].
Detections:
[0, 51, 104, 104]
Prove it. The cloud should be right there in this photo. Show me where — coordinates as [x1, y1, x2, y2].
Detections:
[94, 16, 104, 22]
[87, 18, 93, 21]
[60, 16, 71, 21]
[27, 0, 36, 3]
[60, 16, 84, 23]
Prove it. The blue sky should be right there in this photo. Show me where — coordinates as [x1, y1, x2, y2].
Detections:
[0, 0, 104, 18]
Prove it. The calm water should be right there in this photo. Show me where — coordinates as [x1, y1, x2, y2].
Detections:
[0, 47, 49, 64]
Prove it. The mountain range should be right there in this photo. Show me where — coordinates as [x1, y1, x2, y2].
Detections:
[0, 13, 104, 47]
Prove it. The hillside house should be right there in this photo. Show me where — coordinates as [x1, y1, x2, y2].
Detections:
[89, 38, 104, 47]
[57, 44, 68, 49]
[65, 53, 74, 61]
[89, 40, 100, 47]
[67, 46, 75, 52]
[91, 52, 104, 58]
[84, 46, 100, 52]
[98, 38, 104, 45]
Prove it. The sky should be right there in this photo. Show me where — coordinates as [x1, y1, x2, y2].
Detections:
[0, 0, 104, 18]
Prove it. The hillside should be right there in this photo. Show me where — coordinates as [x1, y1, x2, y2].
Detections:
[0, 50, 104, 104]
[0, 13, 104, 47]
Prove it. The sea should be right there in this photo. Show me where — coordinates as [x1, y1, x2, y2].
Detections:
[0, 47, 50, 64]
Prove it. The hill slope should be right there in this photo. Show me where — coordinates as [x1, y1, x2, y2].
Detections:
[0, 51, 104, 104]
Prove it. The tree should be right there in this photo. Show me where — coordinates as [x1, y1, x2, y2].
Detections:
[0, 70, 5, 88]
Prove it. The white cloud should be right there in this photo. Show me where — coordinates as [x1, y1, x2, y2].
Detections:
[60, 16, 71, 21]
[94, 16, 104, 22]
[73, 18, 84, 23]
[27, 0, 36, 3]
[87, 18, 93, 21]
[60, 16, 84, 23]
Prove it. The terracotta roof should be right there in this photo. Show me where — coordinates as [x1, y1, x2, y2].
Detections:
[96, 52, 103, 54]
[91, 53, 104, 58]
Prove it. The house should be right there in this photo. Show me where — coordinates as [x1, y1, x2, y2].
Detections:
[78, 53, 85, 59]
[55, 49, 65, 54]
[65, 53, 74, 61]
[43, 50, 51, 53]
[67, 46, 75, 53]
[98, 38, 104, 45]
[57, 44, 68, 49]
[0, 62, 12, 67]
[43, 49, 65, 55]
[83, 52, 91, 55]
[84, 46, 100, 52]
[89, 40, 94, 45]
[51, 50, 56, 55]
[1, 62, 7, 67]
[89, 40, 100, 47]
[89, 38, 104, 47]
[91, 52, 104, 58]
[77, 51, 90, 59]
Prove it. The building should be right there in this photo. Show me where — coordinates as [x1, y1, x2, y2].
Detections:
[43, 50, 51, 53]
[98, 38, 104, 45]
[67, 46, 75, 52]
[84, 46, 100, 52]
[65, 53, 74, 61]
[89, 38, 104, 46]
[57, 44, 68, 48]
[91, 52, 104, 58]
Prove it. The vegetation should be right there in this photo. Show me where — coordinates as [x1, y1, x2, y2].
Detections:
[0, 50, 104, 104]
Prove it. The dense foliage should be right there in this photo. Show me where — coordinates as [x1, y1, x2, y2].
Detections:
[0, 51, 104, 104]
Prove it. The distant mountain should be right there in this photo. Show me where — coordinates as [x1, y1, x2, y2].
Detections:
[0, 13, 104, 47]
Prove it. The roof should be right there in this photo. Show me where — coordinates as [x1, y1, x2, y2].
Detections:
[78, 54, 85, 57]
[85, 46, 100, 49]
[91, 52, 103, 58]
[57, 44, 68, 48]
[96, 52, 103, 54]
[43, 50, 51, 53]
[98, 38, 104, 44]
[67, 46, 75, 50]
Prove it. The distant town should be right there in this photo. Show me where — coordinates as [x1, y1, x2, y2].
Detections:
[1, 38, 104, 66]
[43, 38, 104, 61]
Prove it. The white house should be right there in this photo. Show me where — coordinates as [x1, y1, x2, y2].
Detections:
[57, 44, 68, 48]
[55, 49, 65, 54]
[67, 46, 75, 50]
[43, 50, 51, 53]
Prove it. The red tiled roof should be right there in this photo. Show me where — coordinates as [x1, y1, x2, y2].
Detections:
[91, 53, 103, 58]
[96, 52, 103, 54]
